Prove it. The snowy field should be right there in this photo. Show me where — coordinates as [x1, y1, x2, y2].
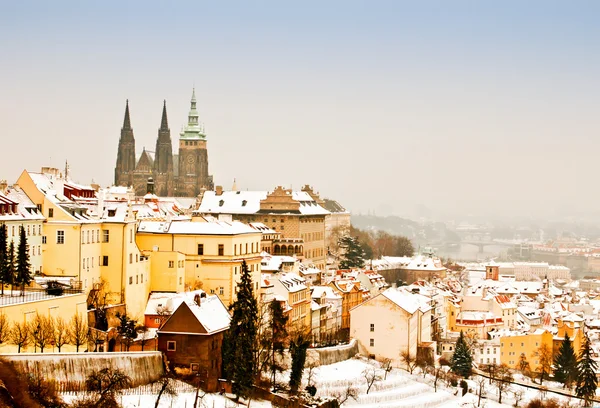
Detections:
[62, 358, 586, 408]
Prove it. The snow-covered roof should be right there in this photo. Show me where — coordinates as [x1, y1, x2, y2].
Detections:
[137, 219, 259, 235]
[144, 290, 206, 316]
[381, 288, 432, 314]
[198, 190, 329, 216]
[0, 187, 45, 221]
[311, 286, 342, 300]
[276, 273, 307, 293]
[160, 295, 231, 335]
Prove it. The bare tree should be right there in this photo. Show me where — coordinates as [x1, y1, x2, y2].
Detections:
[380, 358, 393, 380]
[68, 313, 88, 352]
[305, 355, 320, 388]
[154, 374, 177, 408]
[432, 363, 444, 392]
[512, 389, 524, 407]
[53, 316, 69, 352]
[9, 321, 29, 353]
[534, 344, 552, 385]
[417, 347, 434, 378]
[85, 367, 132, 407]
[136, 325, 153, 351]
[494, 364, 513, 404]
[475, 376, 487, 407]
[362, 365, 382, 394]
[481, 363, 497, 385]
[332, 384, 358, 406]
[400, 350, 417, 374]
[88, 328, 105, 352]
[29, 313, 54, 353]
[0, 312, 9, 344]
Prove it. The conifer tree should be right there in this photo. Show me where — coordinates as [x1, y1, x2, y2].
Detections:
[338, 236, 366, 269]
[553, 334, 577, 389]
[0, 224, 8, 295]
[269, 300, 288, 387]
[576, 334, 598, 407]
[450, 331, 473, 378]
[6, 242, 16, 293]
[15, 226, 31, 295]
[221, 260, 258, 400]
[289, 333, 310, 394]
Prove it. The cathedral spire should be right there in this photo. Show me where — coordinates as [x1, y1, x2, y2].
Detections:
[122, 99, 132, 130]
[160, 100, 169, 131]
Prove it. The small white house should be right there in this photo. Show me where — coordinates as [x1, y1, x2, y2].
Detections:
[350, 287, 432, 366]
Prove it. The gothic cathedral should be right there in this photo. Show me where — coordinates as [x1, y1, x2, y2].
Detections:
[114, 89, 214, 197]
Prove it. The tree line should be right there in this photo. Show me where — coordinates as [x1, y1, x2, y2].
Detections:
[450, 330, 598, 407]
[330, 225, 414, 261]
[0, 224, 33, 296]
[0, 311, 89, 353]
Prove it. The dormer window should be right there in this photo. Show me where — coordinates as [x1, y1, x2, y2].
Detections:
[242, 200, 247, 207]
[108, 209, 116, 217]
[219, 200, 224, 207]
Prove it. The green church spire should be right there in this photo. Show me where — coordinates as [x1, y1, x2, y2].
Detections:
[180, 88, 205, 140]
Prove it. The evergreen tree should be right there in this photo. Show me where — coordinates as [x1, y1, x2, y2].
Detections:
[450, 331, 473, 378]
[338, 236, 366, 269]
[576, 334, 598, 407]
[269, 300, 288, 387]
[0, 224, 8, 295]
[553, 334, 577, 389]
[15, 226, 31, 295]
[221, 260, 258, 400]
[289, 333, 310, 394]
[6, 242, 16, 293]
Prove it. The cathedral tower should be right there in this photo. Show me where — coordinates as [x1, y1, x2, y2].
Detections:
[114, 100, 136, 187]
[176, 88, 213, 197]
[153, 101, 174, 196]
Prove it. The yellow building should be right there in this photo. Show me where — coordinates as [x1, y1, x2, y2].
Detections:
[499, 329, 553, 371]
[16, 168, 151, 320]
[271, 273, 311, 335]
[136, 218, 262, 306]
[0, 185, 45, 275]
[197, 185, 329, 270]
[555, 313, 585, 355]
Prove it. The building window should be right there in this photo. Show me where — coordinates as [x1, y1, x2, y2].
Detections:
[197, 244, 204, 255]
[136, 275, 139, 284]
[168, 261, 174, 268]
[370, 324, 374, 332]
[167, 341, 176, 351]
[218, 244, 224, 256]
[102, 256, 109, 266]
[129, 253, 133, 264]
[219, 287, 224, 295]
[179, 277, 182, 285]
[102, 230, 109, 243]
[154, 318, 161, 324]
[48, 208, 54, 218]
[87, 230, 90, 244]
[56, 230, 65, 244]
[369, 339, 374, 347]
[235, 266, 238, 275]
[42, 236, 47, 244]
[141, 274, 143, 283]
[234, 244, 237, 256]
[130, 229, 133, 244]
[245, 243, 248, 254]
[129, 277, 132, 285]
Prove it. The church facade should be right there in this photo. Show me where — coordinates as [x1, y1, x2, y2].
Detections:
[114, 89, 214, 197]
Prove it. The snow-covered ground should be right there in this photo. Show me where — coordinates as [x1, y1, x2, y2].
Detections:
[61, 359, 583, 408]
[304, 358, 578, 408]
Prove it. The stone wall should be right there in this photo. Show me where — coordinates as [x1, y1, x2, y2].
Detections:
[3, 351, 163, 390]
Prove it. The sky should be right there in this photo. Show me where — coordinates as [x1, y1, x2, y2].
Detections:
[1, 1, 599, 220]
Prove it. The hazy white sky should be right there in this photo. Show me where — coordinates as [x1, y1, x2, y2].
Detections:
[1, 1, 599, 219]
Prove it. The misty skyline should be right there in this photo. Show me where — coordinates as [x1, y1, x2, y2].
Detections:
[1, 1, 599, 220]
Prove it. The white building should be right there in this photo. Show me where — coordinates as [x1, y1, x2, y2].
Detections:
[350, 287, 432, 367]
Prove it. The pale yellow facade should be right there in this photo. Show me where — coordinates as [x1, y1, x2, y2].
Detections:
[136, 221, 263, 306]
[350, 293, 431, 367]
[500, 330, 553, 371]
[146, 251, 186, 293]
[16, 170, 152, 321]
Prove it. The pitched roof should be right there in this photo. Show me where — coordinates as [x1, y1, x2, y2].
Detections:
[158, 295, 230, 335]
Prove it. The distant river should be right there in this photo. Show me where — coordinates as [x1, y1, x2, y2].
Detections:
[435, 244, 505, 262]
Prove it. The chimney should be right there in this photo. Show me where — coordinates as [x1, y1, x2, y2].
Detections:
[146, 177, 155, 194]
[0, 180, 7, 194]
[215, 185, 223, 196]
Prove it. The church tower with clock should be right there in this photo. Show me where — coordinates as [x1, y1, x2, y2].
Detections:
[176, 88, 214, 196]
